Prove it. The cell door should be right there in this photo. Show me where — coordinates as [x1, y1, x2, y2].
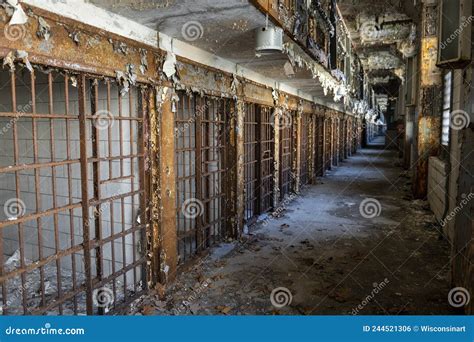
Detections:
[0, 66, 149, 315]
[175, 93, 229, 264]
[279, 111, 293, 200]
[258, 107, 275, 213]
[244, 103, 259, 224]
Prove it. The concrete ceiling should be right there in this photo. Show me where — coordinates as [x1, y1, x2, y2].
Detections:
[337, 0, 418, 97]
[86, 0, 335, 102]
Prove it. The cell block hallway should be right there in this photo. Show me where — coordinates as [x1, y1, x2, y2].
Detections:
[0, 0, 472, 316]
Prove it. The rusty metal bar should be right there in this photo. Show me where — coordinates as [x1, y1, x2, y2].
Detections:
[279, 110, 293, 199]
[244, 103, 258, 224]
[78, 75, 94, 315]
[259, 106, 274, 212]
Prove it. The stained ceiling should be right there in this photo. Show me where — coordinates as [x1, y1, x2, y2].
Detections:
[86, 0, 342, 104]
[338, 0, 419, 104]
[86, 0, 419, 111]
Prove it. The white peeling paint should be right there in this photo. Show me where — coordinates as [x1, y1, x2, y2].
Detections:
[22, 0, 346, 112]
[22, 0, 158, 47]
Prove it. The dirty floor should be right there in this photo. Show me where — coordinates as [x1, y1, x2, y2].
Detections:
[131, 147, 454, 315]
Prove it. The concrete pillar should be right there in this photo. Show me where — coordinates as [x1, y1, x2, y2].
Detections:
[294, 109, 302, 193]
[150, 86, 178, 285]
[233, 100, 246, 237]
[273, 106, 281, 207]
[413, 0, 443, 198]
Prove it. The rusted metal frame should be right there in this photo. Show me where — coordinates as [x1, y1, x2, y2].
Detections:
[89, 154, 145, 163]
[308, 114, 316, 184]
[300, 114, 310, 186]
[100, 175, 134, 185]
[0, 112, 79, 119]
[318, 116, 325, 177]
[338, 117, 343, 161]
[254, 105, 263, 215]
[78, 75, 94, 315]
[244, 103, 258, 224]
[137, 87, 149, 290]
[31, 69, 47, 311]
[1, 83, 7, 312]
[258, 107, 274, 212]
[89, 78, 105, 315]
[148, 87, 160, 281]
[128, 87, 138, 293]
[0, 159, 80, 174]
[293, 110, 302, 193]
[195, 96, 204, 252]
[205, 98, 227, 244]
[107, 82, 113, 181]
[0, 203, 82, 229]
[9, 72, 28, 314]
[202, 97, 210, 247]
[0, 242, 84, 283]
[47, 72, 64, 315]
[175, 93, 192, 262]
[279, 116, 292, 199]
[31, 255, 146, 316]
[31, 283, 87, 316]
[64, 73, 78, 313]
[222, 98, 235, 239]
[325, 117, 332, 171]
[86, 116, 143, 122]
[0, 3, 160, 82]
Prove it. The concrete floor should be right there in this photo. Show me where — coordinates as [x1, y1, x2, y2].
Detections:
[132, 147, 454, 315]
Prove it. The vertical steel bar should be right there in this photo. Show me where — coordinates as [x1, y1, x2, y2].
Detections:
[48, 73, 63, 314]
[11, 72, 27, 314]
[90, 79, 103, 314]
[78, 75, 94, 315]
[64, 74, 78, 314]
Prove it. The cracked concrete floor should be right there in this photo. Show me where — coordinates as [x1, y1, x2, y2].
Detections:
[131, 147, 454, 315]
